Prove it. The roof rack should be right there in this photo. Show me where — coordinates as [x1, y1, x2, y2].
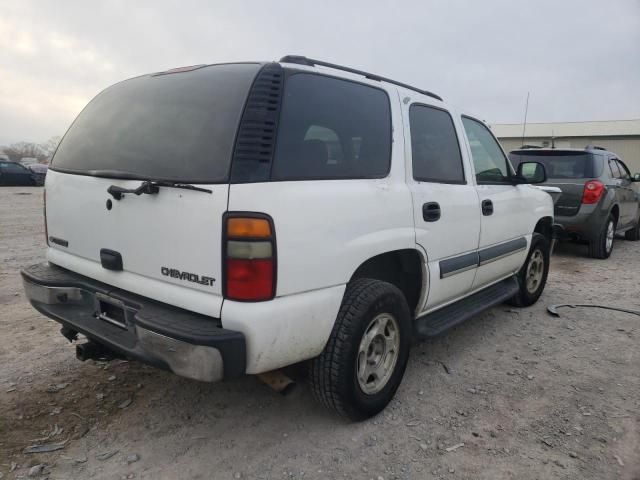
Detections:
[279, 55, 443, 102]
[585, 145, 607, 151]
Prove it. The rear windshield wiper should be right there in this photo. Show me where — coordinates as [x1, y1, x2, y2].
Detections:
[107, 180, 212, 200]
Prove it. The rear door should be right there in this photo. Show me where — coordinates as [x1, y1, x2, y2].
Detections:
[403, 103, 480, 311]
[460, 116, 530, 290]
[614, 158, 638, 226]
[45, 63, 262, 318]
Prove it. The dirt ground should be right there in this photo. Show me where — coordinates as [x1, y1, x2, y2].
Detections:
[1, 186, 638, 480]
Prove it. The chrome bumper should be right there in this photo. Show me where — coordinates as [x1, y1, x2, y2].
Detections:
[21, 264, 246, 382]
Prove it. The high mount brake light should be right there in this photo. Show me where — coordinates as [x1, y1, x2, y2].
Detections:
[224, 215, 276, 301]
[582, 180, 604, 204]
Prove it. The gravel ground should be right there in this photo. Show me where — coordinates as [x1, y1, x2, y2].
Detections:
[1, 186, 639, 480]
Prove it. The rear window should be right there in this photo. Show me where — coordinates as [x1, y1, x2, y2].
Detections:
[51, 63, 261, 183]
[271, 73, 391, 180]
[509, 151, 600, 179]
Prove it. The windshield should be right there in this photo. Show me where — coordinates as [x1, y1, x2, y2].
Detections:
[509, 151, 598, 179]
[51, 63, 261, 183]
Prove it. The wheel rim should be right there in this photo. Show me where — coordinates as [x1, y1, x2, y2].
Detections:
[605, 220, 614, 253]
[525, 249, 545, 294]
[356, 313, 400, 395]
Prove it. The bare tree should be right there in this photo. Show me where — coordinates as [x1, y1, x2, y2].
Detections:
[40, 136, 62, 161]
[1, 142, 46, 162]
[1, 136, 62, 163]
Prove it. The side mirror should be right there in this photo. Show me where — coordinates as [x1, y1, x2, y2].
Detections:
[516, 161, 547, 184]
[633, 173, 640, 182]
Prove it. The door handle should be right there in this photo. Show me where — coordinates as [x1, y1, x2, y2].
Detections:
[482, 199, 494, 216]
[423, 202, 441, 222]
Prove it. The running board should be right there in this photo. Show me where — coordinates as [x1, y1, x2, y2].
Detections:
[415, 275, 519, 339]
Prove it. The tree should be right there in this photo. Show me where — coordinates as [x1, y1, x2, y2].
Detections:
[1, 142, 46, 162]
[40, 136, 62, 160]
[0, 136, 62, 163]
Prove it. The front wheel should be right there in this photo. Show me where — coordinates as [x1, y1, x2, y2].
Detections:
[624, 216, 640, 241]
[509, 233, 550, 307]
[309, 279, 411, 420]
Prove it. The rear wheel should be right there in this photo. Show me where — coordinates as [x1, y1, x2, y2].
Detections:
[309, 279, 411, 420]
[624, 216, 640, 241]
[589, 214, 616, 259]
[509, 233, 550, 307]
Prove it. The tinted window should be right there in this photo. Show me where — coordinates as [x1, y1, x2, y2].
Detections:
[52, 63, 261, 183]
[510, 151, 597, 179]
[271, 74, 391, 180]
[409, 105, 464, 183]
[609, 159, 621, 178]
[461, 117, 511, 184]
[0, 162, 27, 173]
[615, 159, 631, 180]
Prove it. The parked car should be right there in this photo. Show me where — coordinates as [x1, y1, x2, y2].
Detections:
[27, 163, 48, 186]
[509, 146, 640, 258]
[0, 160, 39, 186]
[22, 56, 555, 420]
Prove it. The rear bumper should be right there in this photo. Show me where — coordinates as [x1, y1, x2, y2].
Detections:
[555, 210, 605, 242]
[21, 263, 246, 382]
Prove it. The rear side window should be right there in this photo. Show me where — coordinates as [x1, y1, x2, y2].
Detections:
[509, 151, 598, 179]
[409, 105, 465, 183]
[52, 63, 261, 183]
[271, 74, 391, 180]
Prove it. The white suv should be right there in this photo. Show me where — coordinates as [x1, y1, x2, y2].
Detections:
[22, 56, 555, 420]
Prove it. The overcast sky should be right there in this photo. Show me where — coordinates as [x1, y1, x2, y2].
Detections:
[1, 0, 639, 145]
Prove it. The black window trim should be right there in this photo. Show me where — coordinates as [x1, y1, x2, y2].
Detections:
[409, 103, 467, 185]
[267, 69, 394, 182]
[614, 158, 631, 180]
[461, 114, 516, 186]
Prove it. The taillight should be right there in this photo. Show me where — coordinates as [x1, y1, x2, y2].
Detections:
[581, 180, 604, 204]
[223, 215, 276, 301]
[44, 188, 49, 245]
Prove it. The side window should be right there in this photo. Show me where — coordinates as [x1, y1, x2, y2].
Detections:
[609, 159, 621, 179]
[461, 116, 512, 184]
[1, 162, 26, 173]
[409, 105, 465, 184]
[271, 73, 391, 180]
[615, 159, 631, 180]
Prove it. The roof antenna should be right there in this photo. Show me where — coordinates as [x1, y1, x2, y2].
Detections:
[551, 129, 555, 149]
[520, 91, 530, 148]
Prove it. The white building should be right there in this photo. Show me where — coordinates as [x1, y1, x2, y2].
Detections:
[492, 119, 640, 174]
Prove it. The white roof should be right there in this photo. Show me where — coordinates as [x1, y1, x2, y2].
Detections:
[491, 119, 640, 139]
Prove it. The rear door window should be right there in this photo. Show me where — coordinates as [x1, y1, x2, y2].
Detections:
[615, 159, 631, 180]
[51, 63, 261, 183]
[609, 159, 622, 179]
[409, 105, 465, 184]
[271, 74, 391, 180]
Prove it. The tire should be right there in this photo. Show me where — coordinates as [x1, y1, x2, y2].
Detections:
[588, 214, 616, 259]
[624, 216, 640, 241]
[508, 233, 550, 307]
[309, 278, 411, 421]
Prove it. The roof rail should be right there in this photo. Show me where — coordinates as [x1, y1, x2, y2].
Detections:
[521, 144, 542, 149]
[279, 55, 443, 102]
[585, 145, 607, 151]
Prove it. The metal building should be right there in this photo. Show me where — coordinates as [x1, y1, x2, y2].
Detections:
[491, 119, 640, 174]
